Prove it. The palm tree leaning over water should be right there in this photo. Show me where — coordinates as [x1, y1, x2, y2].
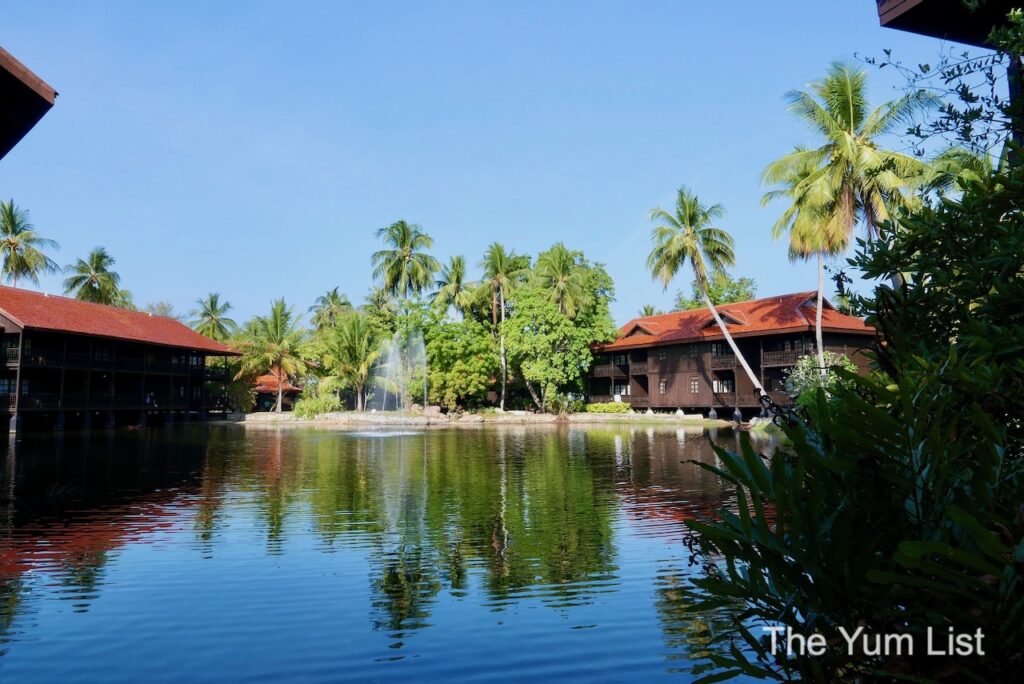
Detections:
[433, 255, 475, 320]
[0, 200, 59, 287]
[237, 299, 306, 413]
[308, 287, 353, 330]
[190, 292, 237, 341]
[63, 247, 132, 307]
[371, 220, 441, 301]
[478, 243, 529, 411]
[647, 186, 764, 394]
[762, 147, 848, 378]
[762, 62, 937, 287]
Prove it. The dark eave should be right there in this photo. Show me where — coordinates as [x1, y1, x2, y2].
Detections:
[875, 0, 1015, 47]
[0, 46, 57, 160]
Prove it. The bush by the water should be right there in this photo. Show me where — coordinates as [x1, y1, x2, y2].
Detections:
[684, 167, 1024, 681]
[585, 401, 632, 414]
[293, 393, 342, 418]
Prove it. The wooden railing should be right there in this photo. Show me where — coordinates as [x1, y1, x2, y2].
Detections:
[629, 359, 648, 374]
[4, 347, 19, 364]
[710, 354, 736, 369]
[761, 349, 807, 366]
[592, 364, 628, 378]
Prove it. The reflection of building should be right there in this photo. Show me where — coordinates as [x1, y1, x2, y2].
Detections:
[1, 286, 238, 433]
[0, 47, 56, 160]
[588, 292, 873, 414]
[253, 367, 302, 412]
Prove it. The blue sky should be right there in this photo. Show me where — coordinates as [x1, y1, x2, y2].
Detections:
[1, 1, 956, 324]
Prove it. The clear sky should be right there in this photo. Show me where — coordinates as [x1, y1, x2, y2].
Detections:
[1, 1, 958, 324]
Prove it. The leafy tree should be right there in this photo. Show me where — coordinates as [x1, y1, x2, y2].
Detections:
[477, 243, 530, 410]
[784, 351, 857, 408]
[674, 272, 758, 311]
[433, 255, 475, 320]
[190, 292, 237, 341]
[308, 287, 352, 330]
[0, 200, 59, 287]
[63, 247, 132, 307]
[648, 187, 764, 393]
[143, 301, 183, 320]
[503, 287, 592, 412]
[763, 62, 937, 286]
[533, 242, 588, 318]
[425, 317, 499, 411]
[638, 304, 663, 317]
[371, 220, 441, 300]
[321, 311, 385, 411]
[363, 286, 398, 334]
[237, 299, 307, 412]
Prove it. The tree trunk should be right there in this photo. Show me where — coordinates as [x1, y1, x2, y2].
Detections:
[524, 379, 543, 411]
[499, 288, 507, 411]
[816, 253, 827, 379]
[701, 289, 764, 394]
[276, 367, 283, 413]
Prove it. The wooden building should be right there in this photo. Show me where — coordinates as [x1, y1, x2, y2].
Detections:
[588, 292, 874, 416]
[875, 0, 1015, 47]
[1, 286, 238, 434]
[0, 46, 56, 160]
[253, 368, 303, 412]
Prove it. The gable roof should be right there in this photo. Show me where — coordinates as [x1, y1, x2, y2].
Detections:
[598, 291, 873, 352]
[0, 286, 237, 355]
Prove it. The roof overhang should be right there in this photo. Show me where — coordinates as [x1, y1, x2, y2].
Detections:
[0, 47, 57, 160]
[876, 0, 1013, 47]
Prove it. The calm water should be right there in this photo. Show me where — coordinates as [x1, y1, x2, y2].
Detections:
[0, 424, 761, 683]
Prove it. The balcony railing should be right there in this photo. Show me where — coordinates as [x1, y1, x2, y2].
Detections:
[628, 359, 648, 374]
[592, 364, 628, 378]
[19, 349, 64, 367]
[761, 349, 808, 366]
[4, 347, 19, 364]
[710, 353, 736, 369]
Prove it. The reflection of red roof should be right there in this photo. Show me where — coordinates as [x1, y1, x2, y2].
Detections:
[598, 291, 873, 351]
[254, 368, 302, 394]
[0, 285, 237, 355]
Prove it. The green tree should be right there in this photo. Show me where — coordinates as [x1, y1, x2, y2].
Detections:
[433, 255, 475, 320]
[371, 220, 441, 300]
[638, 304, 663, 317]
[308, 287, 353, 330]
[190, 292, 237, 341]
[0, 200, 59, 287]
[503, 287, 592, 412]
[763, 62, 937, 286]
[647, 187, 764, 393]
[237, 299, 307, 413]
[363, 286, 398, 334]
[533, 242, 588, 319]
[784, 351, 857, 408]
[477, 243, 530, 410]
[674, 271, 758, 311]
[321, 311, 386, 411]
[425, 317, 499, 411]
[62, 247, 132, 307]
[143, 301, 183, 320]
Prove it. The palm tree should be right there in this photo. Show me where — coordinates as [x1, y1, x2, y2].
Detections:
[533, 243, 588, 319]
[371, 220, 441, 300]
[433, 255, 475, 319]
[63, 247, 129, 306]
[237, 299, 306, 412]
[924, 146, 996, 196]
[763, 62, 937, 286]
[478, 243, 529, 410]
[0, 200, 59, 287]
[322, 312, 385, 411]
[190, 292, 237, 341]
[308, 287, 353, 330]
[762, 147, 848, 378]
[647, 186, 764, 393]
[639, 304, 662, 317]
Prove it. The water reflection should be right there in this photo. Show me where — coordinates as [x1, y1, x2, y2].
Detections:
[0, 425, 758, 681]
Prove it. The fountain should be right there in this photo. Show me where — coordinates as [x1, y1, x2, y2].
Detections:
[356, 329, 429, 437]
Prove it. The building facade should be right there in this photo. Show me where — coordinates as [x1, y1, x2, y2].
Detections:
[589, 292, 874, 415]
[1, 286, 237, 433]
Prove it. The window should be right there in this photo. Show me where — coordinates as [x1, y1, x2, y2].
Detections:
[711, 343, 728, 356]
[613, 353, 628, 366]
[690, 378, 700, 394]
[713, 378, 735, 393]
[658, 349, 667, 361]
[614, 382, 630, 396]
[659, 379, 667, 394]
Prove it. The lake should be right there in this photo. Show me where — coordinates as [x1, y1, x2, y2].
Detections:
[0, 424, 760, 682]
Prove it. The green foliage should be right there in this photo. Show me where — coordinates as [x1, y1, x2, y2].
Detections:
[236, 299, 307, 412]
[308, 287, 352, 330]
[784, 351, 857, 408]
[683, 165, 1024, 682]
[190, 292, 237, 341]
[293, 391, 342, 418]
[0, 200, 59, 287]
[426, 317, 498, 411]
[371, 220, 441, 299]
[318, 311, 386, 411]
[62, 246, 133, 307]
[503, 287, 593, 412]
[675, 272, 757, 311]
[585, 401, 632, 414]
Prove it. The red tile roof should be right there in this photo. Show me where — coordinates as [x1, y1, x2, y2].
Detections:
[0, 285, 237, 355]
[599, 291, 873, 351]
[254, 368, 302, 394]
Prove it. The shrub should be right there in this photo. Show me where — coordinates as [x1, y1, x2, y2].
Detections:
[784, 351, 857, 408]
[585, 401, 632, 414]
[683, 167, 1024, 681]
[293, 392, 342, 419]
